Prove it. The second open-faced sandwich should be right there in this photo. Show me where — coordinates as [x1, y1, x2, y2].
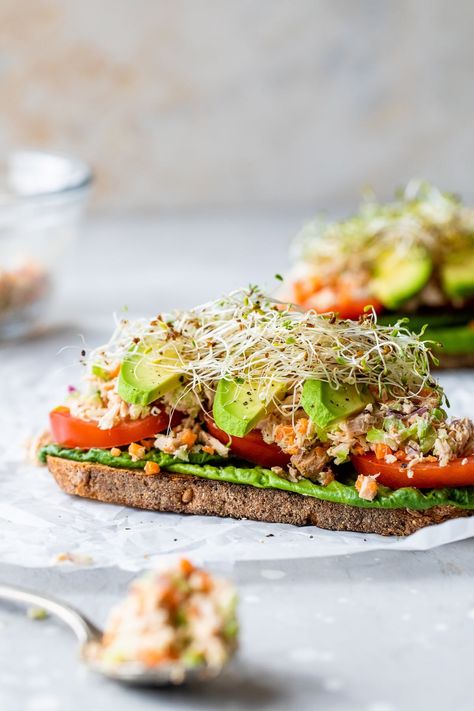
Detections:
[284, 181, 474, 368]
[39, 287, 474, 536]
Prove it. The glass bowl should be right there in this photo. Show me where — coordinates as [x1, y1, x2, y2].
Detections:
[0, 149, 92, 339]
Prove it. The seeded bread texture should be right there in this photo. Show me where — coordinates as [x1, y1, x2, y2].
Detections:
[46, 456, 472, 536]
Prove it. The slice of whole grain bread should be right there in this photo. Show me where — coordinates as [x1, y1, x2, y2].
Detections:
[435, 352, 474, 369]
[46, 456, 472, 537]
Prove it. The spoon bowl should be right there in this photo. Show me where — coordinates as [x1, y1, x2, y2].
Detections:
[0, 583, 228, 686]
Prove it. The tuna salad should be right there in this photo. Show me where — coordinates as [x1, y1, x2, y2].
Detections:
[88, 559, 237, 680]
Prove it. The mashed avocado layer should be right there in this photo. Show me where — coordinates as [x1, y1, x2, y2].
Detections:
[40, 444, 474, 511]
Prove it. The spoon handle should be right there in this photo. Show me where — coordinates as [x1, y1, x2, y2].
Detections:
[0, 583, 101, 644]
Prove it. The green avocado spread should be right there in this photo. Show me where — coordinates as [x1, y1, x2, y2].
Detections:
[39, 444, 474, 511]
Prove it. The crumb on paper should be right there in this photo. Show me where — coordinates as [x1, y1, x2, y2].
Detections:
[27, 607, 49, 621]
[54, 552, 93, 566]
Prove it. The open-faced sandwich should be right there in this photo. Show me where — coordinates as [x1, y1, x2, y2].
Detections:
[39, 288, 474, 536]
[284, 181, 474, 368]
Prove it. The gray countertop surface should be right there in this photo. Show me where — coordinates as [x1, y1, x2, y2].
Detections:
[1, 214, 473, 711]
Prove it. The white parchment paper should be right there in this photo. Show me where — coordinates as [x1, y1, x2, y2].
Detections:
[1, 352, 473, 570]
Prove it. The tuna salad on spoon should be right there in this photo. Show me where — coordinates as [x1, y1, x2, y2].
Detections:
[284, 181, 474, 368]
[39, 287, 474, 536]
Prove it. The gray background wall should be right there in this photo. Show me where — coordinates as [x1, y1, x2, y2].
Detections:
[1, 0, 473, 211]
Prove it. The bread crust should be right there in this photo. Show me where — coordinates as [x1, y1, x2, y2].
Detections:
[46, 456, 473, 537]
[434, 352, 474, 369]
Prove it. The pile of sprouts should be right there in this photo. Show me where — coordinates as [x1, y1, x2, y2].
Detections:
[88, 287, 440, 417]
[293, 180, 474, 271]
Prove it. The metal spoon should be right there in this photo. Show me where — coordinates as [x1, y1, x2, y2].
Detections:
[0, 583, 226, 686]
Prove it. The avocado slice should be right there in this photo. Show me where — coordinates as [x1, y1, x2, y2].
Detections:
[441, 250, 474, 300]
[213, 378, 286, 437]
[301, 380, 373, 432]
[118, 341, 183, 406]
[371, 246, 432, 309]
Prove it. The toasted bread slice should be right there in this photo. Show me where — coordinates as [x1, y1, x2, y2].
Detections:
[435, 352, 474, 369]
[46, 456, 472, 537]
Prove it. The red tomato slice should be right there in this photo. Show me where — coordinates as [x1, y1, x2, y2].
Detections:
[296, 278, 383, 319]
[324, 298, 383, 320]
[204, 415, 291, 469]
[50, 406, 178, 449]
[305, 296, 383, 320]
[293, 276, 322, 304]
[351, 453, 474, 489]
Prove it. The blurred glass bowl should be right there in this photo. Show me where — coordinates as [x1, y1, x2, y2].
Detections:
[0, 149, 92, 339]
